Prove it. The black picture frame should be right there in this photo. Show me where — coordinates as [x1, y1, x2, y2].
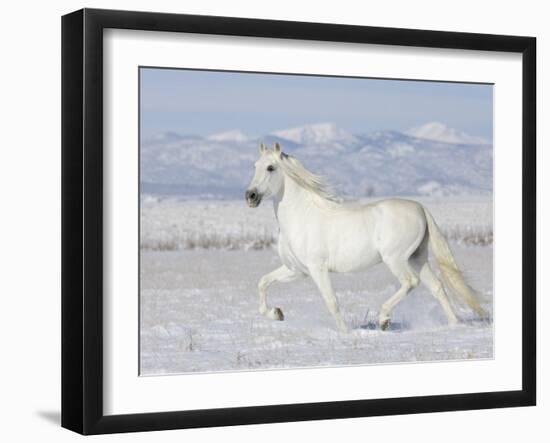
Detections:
[61, 8, 536, 435]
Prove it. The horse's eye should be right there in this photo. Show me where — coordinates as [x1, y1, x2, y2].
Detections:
[267, 165, 275, 172]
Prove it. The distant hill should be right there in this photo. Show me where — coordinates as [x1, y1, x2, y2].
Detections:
[140, 122, 492, 199]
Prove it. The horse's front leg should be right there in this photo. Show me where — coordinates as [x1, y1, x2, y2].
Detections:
[308, 264, 348, 332]
[258, 265, 301, 321]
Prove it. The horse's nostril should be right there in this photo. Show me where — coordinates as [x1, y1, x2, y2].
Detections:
[245, 190, 257, 201]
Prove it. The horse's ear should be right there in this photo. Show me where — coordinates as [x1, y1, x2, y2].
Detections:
[274, 142, 281, 153]
[259, 143, 266, 154]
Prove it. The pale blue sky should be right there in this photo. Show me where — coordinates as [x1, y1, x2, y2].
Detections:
[140, 67, 493, 139]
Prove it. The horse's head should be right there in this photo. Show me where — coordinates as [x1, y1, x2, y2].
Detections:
[246, 143, 285, 208]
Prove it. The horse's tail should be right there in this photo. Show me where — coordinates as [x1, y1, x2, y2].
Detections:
[423, 207, 486, 317]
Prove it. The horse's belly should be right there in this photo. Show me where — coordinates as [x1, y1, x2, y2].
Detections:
[277, 209, 381, 274]
[328, 236, 381, 273]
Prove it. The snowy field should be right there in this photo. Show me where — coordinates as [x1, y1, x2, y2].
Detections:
[139, 196, 493, 375]
[140, 195, 493, 251]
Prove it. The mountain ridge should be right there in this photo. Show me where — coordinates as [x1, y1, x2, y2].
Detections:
[141, 122, 492, 199]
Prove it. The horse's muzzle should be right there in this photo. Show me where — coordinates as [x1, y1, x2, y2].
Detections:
[245, 188, 262, 207]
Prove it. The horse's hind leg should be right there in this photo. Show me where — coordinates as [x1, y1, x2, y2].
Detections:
[258, 265, 301, 321]
[379, 259, 419, 330]
[419, 263, 458, 326]
[410, 238, 459, 326]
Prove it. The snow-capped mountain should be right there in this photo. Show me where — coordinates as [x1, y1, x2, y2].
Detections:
[271, 122, 359, 147]
[406, 122, 490, 145]
[140, 123, 492, 198]
[206, 130, 250, 143]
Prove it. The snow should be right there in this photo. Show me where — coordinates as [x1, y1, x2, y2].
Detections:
[140, 195, 493, 251]
[207, 129, 250, 143]
[407, 122, 489, 145]
[418, 181, 443, 196]
[271, 122, 359, 146]
[148, 131, 184, 143]
[140, 246, 493, 375]
[139, 196, 494, 375]
[388, 142, 415, 158]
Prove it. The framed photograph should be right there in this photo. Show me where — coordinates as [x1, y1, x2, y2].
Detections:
[61, 8, 536, 435]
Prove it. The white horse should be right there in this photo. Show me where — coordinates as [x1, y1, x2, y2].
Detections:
[245, 143, 486, 332]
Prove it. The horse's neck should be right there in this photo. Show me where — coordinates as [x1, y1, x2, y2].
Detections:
[273, 176, 325, 227]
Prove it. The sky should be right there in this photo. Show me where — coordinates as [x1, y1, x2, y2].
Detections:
[140, 67, 493, 140]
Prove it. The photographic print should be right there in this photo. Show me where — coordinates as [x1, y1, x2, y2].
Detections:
[139, 68, 493, 376]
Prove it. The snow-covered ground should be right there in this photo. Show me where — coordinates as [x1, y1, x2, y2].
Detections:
[139, 196, 493, 375]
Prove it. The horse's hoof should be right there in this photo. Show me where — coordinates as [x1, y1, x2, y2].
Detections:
[268, 307, 284, 321]
[380, 318, 391, 331]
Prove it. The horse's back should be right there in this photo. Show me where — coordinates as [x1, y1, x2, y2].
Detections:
[371, 198, 425, 217]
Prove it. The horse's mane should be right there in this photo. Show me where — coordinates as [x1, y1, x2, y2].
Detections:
[274, 152, 342, 203]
